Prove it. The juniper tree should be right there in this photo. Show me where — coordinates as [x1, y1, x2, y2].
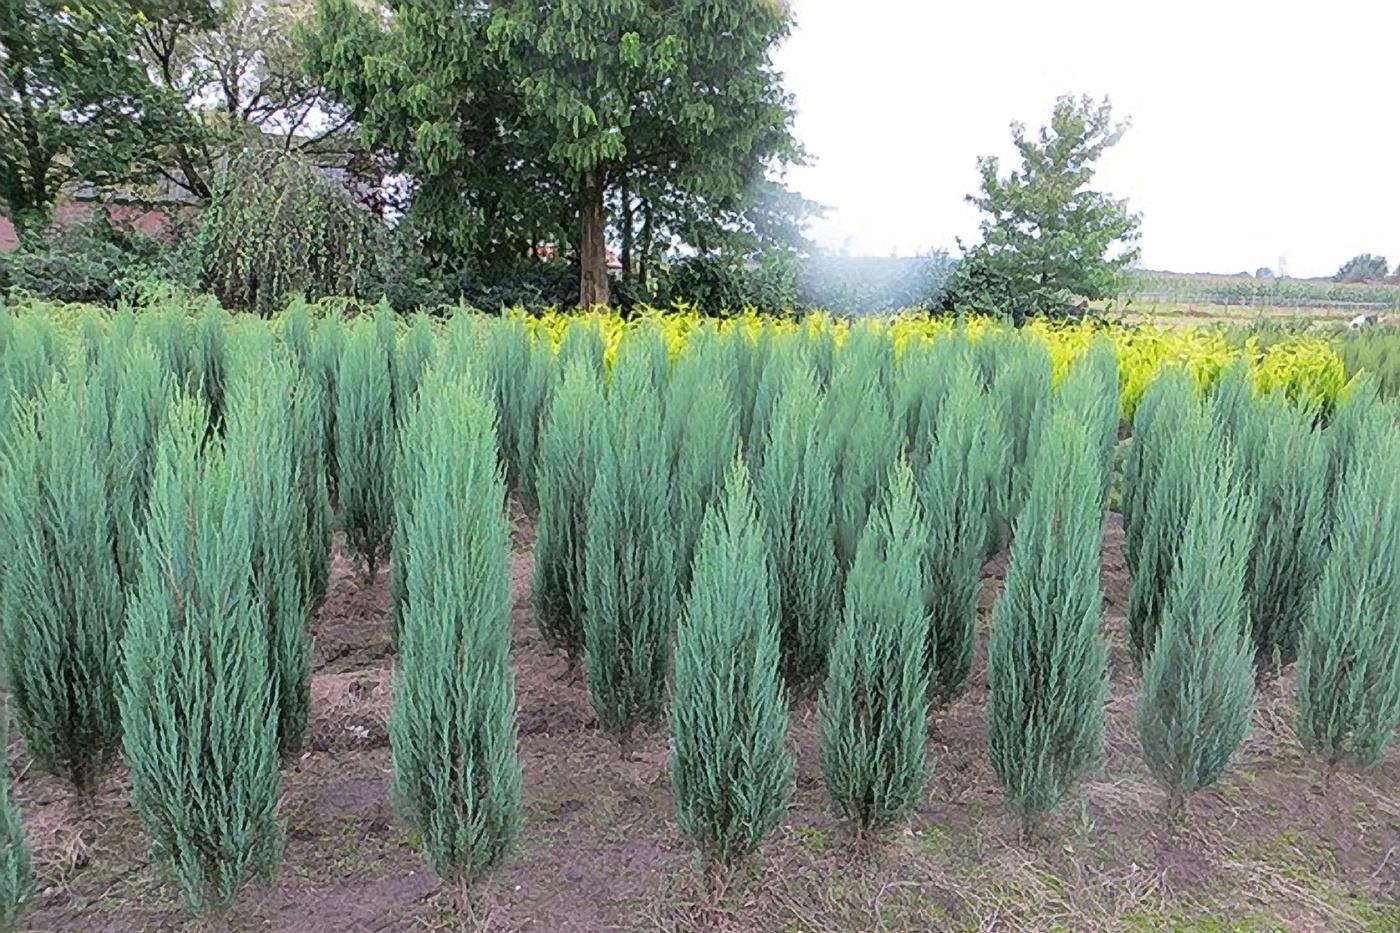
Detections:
[337, 320, 397, 581]
[1235, 394, 1329, 672]
[755, 356, 840, 691]
[0, 371, 125, 796]
[1294, 418, 1400, 773]
[583, 342, 679, 753]
[121, 399, 282, 917]
[819, 462, 929, 837]
[1056, 339, 1120, 508]
[666, 339, 741, 594]
[987, 412, 1108, 835]
[289, 369, 332, 613]
[102, 340, 170, 589]
[671, 460, 791, 870]
[390, 377, 521, 902]
[533, 360, 607, 664]
[555, 317, 607, 382]
[484, 315, 555, 506]
[823, 346, 901, 581]
[0, 707, 31, 933]
[988, 334, 1052, 547]
[225, 345, 311, 758]
[396, 312, 438, 414]
[919, 359, 1003, 703]
[1137, 452, 1255, 815]
[1126, 377, 1210, 665]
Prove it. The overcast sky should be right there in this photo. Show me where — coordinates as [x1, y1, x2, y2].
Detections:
[773, 0, 1400, 278]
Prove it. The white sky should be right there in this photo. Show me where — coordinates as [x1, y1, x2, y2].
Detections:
[774, 0, 1400, 278]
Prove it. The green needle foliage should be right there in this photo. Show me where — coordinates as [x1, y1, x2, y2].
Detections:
[121, 398, 282, 917]
[1236, 394, 1328, 672]
[533, 359, 607, 663]
[919, 359, 1003, 703]
[289, 368, 332, 614]
[1056, 338, 1120, 508]
[1126, 373, 1209, 666]
[667, 336, 741, 594]
[1137, 451, 1255, 814]
[0, 708, 32, 932]
[1294, 414, 1400, 772]
[226, 345, 311, 759]
[987, 412, 1108, 836]
[101, 340, 170, 590]
[824, 344, 901, 581]
[337, 319, 397, 581]
[671, 460, 792, 870]
[0, 371, 125, 796]
[756, 354, 840, 692]
[988, 334, 1052, 547]
[390, 376, 521, 893]
[584, 341, 679, 754]
[819, 462, 929, 837]
[485, 315, 555, 506]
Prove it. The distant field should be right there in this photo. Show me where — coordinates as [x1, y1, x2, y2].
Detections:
[1128, 271, 1400, 314]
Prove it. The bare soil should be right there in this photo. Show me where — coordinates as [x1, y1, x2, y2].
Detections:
[14, 510, 1400, 931]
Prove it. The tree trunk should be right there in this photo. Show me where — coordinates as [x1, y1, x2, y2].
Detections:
[619, 177, 634, 281]
[578, 172, 610, 308]
[638, 199, 654, 290]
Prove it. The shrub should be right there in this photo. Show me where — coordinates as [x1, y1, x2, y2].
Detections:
[99, 339, 170, 589]
[120, 398, 282, 916]
[0, 212, 194, 305]
[583, 341, 679, 753]
[987, 333, 1052, 546]
[1235, 394, 1328, 672]
[390, 376, 521, 897]
[1294, 414, 1400, 772]
[671, 460, 791, 869]
[819, 462, 929, 837]
[919, 359, 1003, 703]
[755, 354, 839, 691]
[337, 319, 397, 581]
[666, 333, 742, 593]
[484, 315, 555, 506]
[1056, 338, 1120, 507]
[198, 149, 384, 315]
[823, 333, 901, 581]
[0, 707, 31, 932]
[0, 370, 125, 796]
[1126, 370, 1207, 665]
[1137, 450, 1255, 814]
[533, 360, 607, 663]
[987, 411, 1107, 835]
[225, 344, 311, 758]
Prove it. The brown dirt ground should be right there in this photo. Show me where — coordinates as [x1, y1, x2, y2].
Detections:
[13, 509, 1400, 932]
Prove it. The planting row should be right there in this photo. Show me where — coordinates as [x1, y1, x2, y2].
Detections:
[0, 303, 1394, 924]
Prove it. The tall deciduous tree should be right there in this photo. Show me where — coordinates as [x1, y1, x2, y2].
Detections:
[947, 95, 1141, 323]
[303, 0, 800, 306]
[0, 0, 213, 231]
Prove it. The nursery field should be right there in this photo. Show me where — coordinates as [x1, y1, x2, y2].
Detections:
[0, 299, 1397, 932]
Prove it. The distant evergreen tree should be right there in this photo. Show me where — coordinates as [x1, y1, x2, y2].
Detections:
[987, 411, 1107, 835]
[820, 463, 929, 837]
[671, 460, 791, 870]
[1138, 451, 1255, 814]
[121, 399, 282, 916]
[583, 342, 679, 753]
[391, 376, 521, 901]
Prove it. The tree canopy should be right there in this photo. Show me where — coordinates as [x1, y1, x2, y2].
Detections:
[303, 0, 803, 305]
[1334, 253, 1390, 284]
[946, 95, 1141, 324]
[0, 0, 213, 232]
